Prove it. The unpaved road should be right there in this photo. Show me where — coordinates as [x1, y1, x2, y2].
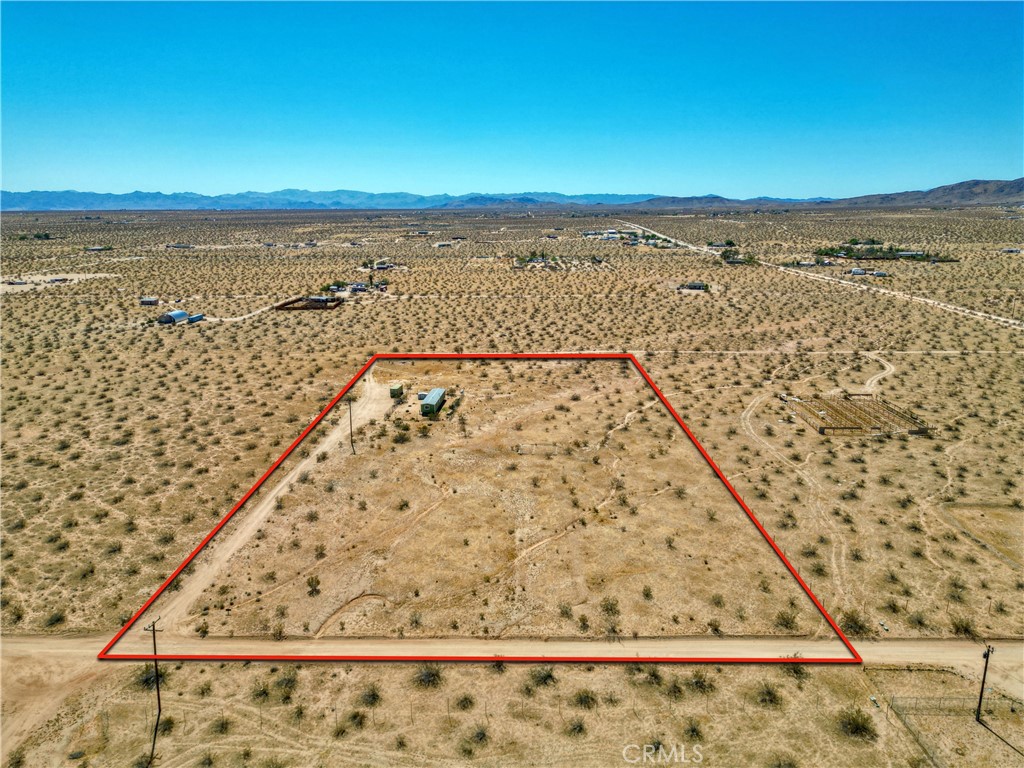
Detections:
[153, 369, 392, 636]
[205, 302, 277, 322]
[616, 220, 1024, 330]
[3, 632, 1021, 762]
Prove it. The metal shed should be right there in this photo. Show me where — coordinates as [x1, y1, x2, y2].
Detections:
[158, 309, 189, 325]
[420, 387, 447, 416]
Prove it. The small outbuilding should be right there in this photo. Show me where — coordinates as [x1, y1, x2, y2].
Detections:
[187, 313, 205, 323]
[140, 296, 159, 306]
[420, 387, 447, 416]
[390, 382, 405, 399]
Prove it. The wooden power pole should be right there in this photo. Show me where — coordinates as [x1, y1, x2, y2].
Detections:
[975, 644, 995, 722]
[348, 398, 355, 454]
[145, 619, 163, 767]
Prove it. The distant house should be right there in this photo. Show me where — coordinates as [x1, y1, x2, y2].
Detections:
[850, 268, 867, 276]
[679, 282, 708, 291]
[709, 242, 728, 248]
[896, 251, 924, 257]
[872, 271, 889, 277]
[1001, 248, 1021, 253]
[796, 261, 816, 268]
[140, 297, 159, 306]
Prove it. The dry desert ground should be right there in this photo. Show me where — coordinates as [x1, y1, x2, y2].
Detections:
[1, 207, 1022, 766]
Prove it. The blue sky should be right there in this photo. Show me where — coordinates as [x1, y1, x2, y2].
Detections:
[2, 2, 1021, 198]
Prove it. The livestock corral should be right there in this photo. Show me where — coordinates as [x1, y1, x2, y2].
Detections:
[1, 208, 1022, 767]
[786, 394, 931, 436]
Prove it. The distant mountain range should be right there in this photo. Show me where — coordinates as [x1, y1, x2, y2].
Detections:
[2, 179, 1020, 211]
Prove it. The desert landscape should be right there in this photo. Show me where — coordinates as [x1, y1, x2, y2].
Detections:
[1, 205, 1021, 766]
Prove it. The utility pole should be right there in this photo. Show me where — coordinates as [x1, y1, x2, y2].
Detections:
[975, 644, 995, 722]
[348, 398, 355, 454]
[145, 618, 163, 767]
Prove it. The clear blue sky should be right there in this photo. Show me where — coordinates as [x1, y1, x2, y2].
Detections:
[2, 2, 1021, 198]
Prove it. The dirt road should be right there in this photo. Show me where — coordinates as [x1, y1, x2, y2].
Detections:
[206, 302, 277, 322]
[152, 370, 392, 637]
[3, 630, 1021, 763]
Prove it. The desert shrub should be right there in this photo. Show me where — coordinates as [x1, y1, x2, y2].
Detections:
[773, 610, 798, 631]
[306, 576, 321, 596]
[951, 615, 975, 637]
[134, 664, 166, 690]
[837, 707, 877, 740]
[413, 664, 444, 688]
[529, 666, 557, 687]
[756, 681, 782, 707]
[685, 669, 715, 695]
[251, 680, 270, 702]
[600, 597, 620, 617]
[565, 717, 586, 737]
[781, 661, 808, 683]
[839, 609, 870, 636]
[572, 689, 598, 709]
[359, 684, 382, 708]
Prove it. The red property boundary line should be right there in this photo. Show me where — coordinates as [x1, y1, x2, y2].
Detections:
[99, 353, 862, 665]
